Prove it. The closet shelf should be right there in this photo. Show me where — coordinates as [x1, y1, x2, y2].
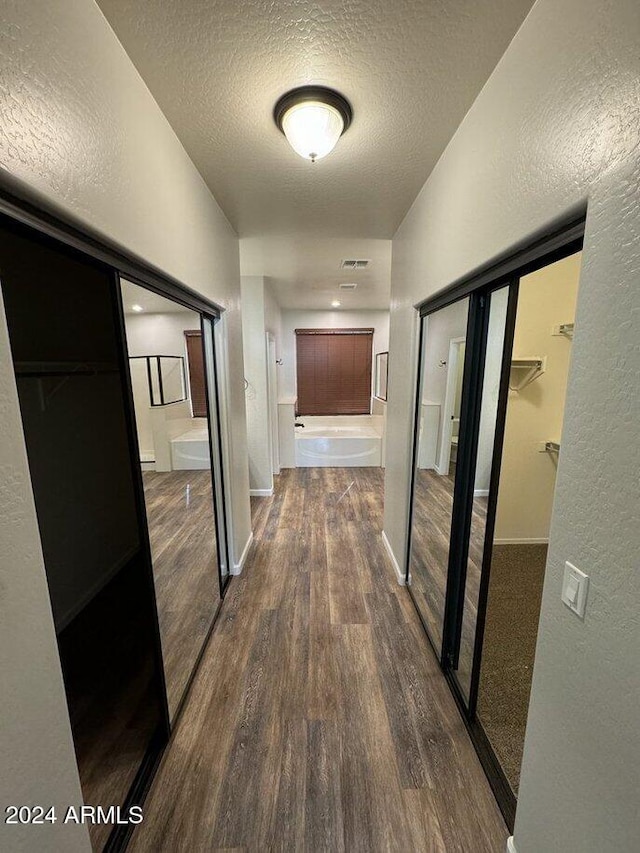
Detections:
[14, 360, 118, 377]
[509, 357, 546, 391]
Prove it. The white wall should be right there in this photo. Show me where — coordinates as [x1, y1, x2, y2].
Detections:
[264, 277, 283, 356]
[420, 299, 469, 466]
[124, 309, 200, 457]
[125, 310, 200, 357]
[0, 2, 251, 847]
[280, 309, 390, 402]
[241, 276, 281, 493]
[494, 253, 580, 543]
[383, 0, 640, 850]
[475, 286, 509, 493]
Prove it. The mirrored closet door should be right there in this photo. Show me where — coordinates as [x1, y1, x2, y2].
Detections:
[450, 285, 511, 703]
[119, 279, 230, 722]
[0, 218, 167, 853]
[405, 221, 584, 831]
[407, 297, 470, 655]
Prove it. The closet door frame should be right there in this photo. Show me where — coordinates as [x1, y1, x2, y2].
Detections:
[405, 215, 586, 830]
[0, 186, 232, 852]
[200, 313, 233, 595]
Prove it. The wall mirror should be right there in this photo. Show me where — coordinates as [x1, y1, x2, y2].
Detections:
[375, 351, 388, 400]
[129, 354, 187, 407]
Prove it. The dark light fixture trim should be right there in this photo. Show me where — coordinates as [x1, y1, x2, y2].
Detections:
[273, 86, 353, 135]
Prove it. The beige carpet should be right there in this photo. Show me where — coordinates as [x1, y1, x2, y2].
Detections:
[477, 543, 547, 794]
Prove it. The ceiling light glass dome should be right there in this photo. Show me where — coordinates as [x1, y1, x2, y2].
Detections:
[274, 86, 353, 164]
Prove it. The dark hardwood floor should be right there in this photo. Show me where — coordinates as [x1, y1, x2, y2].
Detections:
[142, 470, 221, 719]
[409, 468, 488, 697]
[129, 467, 506, 851]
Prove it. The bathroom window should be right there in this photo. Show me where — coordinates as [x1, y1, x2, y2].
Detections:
[295, 328, 373, 415]
[184, 330, 208, 417]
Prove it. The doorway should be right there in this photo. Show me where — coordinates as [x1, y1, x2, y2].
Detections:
[405, 220, 584, 827]
[439, 336, 466, 478]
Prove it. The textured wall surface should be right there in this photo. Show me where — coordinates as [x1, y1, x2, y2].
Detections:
[97, 0, 536, 312]
[0, 1, 250, 847]
[0, 0, 250, 565]
[384, 0, 640, 849]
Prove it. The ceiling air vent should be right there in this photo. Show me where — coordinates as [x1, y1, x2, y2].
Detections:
[340, 259, 370, 270]
[339, 282, 358, 291]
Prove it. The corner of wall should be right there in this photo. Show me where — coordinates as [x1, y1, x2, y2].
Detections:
[381, 530, 406, 585]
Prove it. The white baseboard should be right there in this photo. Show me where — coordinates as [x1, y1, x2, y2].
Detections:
[434, 463, 448, 476]
[507, 837, 518, 853]
[494, 537, 549, 545]
[232, 531, 254, 575]
[249, 488, 274, 497]
[474, 488, 489, 497]
[381, 531, 406, 585]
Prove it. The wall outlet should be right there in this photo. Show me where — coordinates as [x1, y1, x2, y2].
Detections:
[561, 562, 589, 618]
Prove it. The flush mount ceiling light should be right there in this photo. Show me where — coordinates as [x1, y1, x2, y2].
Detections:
[131, 304, 143, 312]
[331, 300, 341, 308]
[274, 86, 352, 163]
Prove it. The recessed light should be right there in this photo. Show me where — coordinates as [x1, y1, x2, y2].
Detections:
[131, 304, 143, 312]
[331, 300, 341, 308]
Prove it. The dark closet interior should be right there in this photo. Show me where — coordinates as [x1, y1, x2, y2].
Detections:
[0, 219, 166, 851]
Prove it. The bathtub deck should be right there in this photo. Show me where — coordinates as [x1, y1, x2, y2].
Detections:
[294, 415, 383, 467]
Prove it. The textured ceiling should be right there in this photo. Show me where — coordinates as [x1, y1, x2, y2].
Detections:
[97, 0, 534, 307]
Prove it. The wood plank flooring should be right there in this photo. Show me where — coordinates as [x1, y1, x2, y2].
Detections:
[129, 468, 507, 852]
[142, 470, 221, 719]
[409, 469, 488, 696]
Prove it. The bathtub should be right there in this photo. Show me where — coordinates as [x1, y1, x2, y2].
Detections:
[294, 415, 383, 467]
[170, 427, 211, 470]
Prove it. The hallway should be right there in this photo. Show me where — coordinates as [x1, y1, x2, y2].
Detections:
[130, 469, 507, 851]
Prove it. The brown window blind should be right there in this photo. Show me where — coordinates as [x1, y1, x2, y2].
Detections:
[184, 330, 208, 418]
[295, 328, 373, 415]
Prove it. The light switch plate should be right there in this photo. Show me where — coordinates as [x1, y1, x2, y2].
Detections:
[562, 562, 589, 618]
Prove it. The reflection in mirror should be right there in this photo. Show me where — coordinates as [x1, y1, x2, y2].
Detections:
[477, 252, 581, 795]
[454, 287, 509, 701]
[129, 355, 187, 407]
[375, 351, 388, 400]
[120, 279, 222, 720]
[408, 298, 469, 652]
[158, 355, 187, 404]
